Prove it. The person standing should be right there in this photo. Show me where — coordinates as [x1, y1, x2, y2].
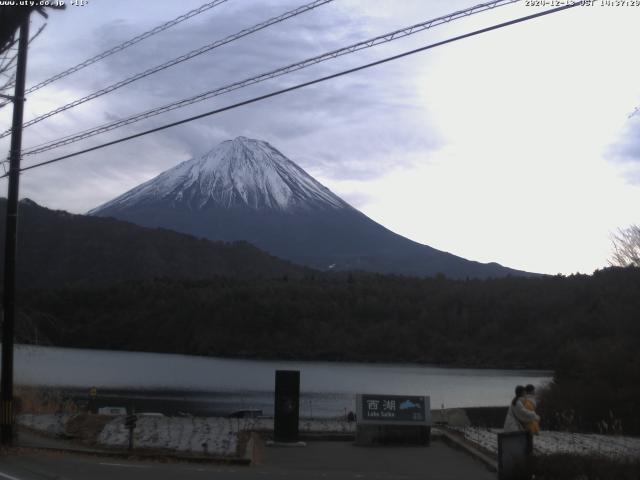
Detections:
[522, 384, 540, 434]
[503, 385, 540, 432]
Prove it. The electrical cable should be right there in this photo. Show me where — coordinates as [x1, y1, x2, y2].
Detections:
[25, 0, 229, 95]
[20, 0, 522, 156]
[0, 0, 334, 137]
[3, 2, 579, 179]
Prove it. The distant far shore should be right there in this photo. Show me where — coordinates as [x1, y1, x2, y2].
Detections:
[13, 342, 553, 371]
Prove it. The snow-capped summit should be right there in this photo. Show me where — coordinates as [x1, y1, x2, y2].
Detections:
[90, 137, 348, 214]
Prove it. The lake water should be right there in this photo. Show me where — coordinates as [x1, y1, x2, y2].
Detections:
[14, 345, 551, 417]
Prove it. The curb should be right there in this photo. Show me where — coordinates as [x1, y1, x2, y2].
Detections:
[434, 427, 498, 472]
[266, 440, 307, 447]
[12, 443, 251, 465]
[299, 433, 355, 442]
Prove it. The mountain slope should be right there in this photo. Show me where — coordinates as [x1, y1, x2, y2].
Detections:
[0, 198, 307, 289]
[90, 137, 533, 279]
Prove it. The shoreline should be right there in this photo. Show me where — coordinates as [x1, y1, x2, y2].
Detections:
[16, 386, 516, 421]
[13, 342, 555, 371]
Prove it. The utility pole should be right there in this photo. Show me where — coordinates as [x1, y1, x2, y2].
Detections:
[1, 13, 30, 446]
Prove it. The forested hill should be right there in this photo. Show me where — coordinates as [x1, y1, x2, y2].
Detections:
[0, 199, 307, 288]
[17, 266, 640, 370]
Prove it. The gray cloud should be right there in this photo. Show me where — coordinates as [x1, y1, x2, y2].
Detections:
[626, 170, 640, 185]
[5, 0, 445, 213]
[606, 116, 640, 186]
[612, 122, 640, 160]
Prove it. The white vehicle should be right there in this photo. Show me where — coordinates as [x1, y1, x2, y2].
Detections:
[98, 407, 127, 416]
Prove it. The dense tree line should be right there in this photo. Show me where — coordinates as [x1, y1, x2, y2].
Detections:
[17, 267, 639, 368]
[14, 266, 640, 433]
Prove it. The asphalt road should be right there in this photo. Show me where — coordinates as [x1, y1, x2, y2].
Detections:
[0, 441, 496, 480]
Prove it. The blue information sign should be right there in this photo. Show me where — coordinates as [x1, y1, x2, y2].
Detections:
[356, 394, 431, 426]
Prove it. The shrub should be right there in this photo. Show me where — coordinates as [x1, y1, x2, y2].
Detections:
[538, 339, 640, 435]
[14, 386, 79, 414]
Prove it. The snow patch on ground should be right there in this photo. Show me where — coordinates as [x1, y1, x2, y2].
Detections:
[18, 413, 70, 436]
[19, 414, 356, 457]
[99, 416, 356, 456]
[98, 416, 239, 456]
[455, 427, 640, 460]
[21, 414, 638, 460]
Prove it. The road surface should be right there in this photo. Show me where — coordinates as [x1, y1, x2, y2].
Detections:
[0, 440, 495, 479]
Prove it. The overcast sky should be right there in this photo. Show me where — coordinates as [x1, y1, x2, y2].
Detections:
[1, 0, 639, 275]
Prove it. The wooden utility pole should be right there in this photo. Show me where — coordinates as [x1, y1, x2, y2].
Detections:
[1, 13, 30, 446]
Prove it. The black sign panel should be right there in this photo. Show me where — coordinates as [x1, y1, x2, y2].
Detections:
[498, 431, 532, 479]
[360, 395, 427, 423]
[274, 370, 300, 442]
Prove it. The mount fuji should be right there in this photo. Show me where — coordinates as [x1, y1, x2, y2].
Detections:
[89, 137, 531, 278]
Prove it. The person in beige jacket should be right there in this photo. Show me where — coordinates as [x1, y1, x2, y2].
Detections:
[503, 385, 540, 432]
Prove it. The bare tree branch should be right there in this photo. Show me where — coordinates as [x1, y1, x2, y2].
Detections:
[29, 23, 46, 46]
[610, 225, 640, 267]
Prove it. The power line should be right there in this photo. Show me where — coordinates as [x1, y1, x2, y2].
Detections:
[25, 0, 229, 95]
[7, 2, 579, 179]
[21, 0, 522, 156]
[1, 0, 334, 138]
[0, 0, 229, 109]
